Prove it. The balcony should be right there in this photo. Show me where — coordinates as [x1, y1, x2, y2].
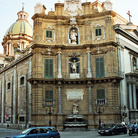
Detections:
[95, 99, 108, 106]
[27, 71, 124, 83]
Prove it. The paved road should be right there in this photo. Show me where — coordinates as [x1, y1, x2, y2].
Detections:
[0, 128, 138, 138]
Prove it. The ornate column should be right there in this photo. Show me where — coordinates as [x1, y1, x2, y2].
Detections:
[88, 83, 92, 114]
[1, 72, 5, 123]
[58, 82, 62, 114]
[13, 66, 17, 124]
[57, 48, 62, 78]
[86, 47, 92, 78]
[129, 83, 132, 109]
[133, 83, 137, 109]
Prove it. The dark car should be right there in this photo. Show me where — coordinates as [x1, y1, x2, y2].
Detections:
[6, 126, 60, 138]
[98, 123, 127, 135]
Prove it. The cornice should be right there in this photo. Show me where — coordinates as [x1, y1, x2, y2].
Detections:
[32, 10, 116, 21]
[31, 41, 118, 50]
[0, 52, 32, 74]
[114, 24, 138, 45]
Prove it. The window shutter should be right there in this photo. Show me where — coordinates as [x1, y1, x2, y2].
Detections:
[96, 29, 98, 36]
[44, 59, 53, 78]
[99, 29, 102, 36]
[49, 59, 53, 78]
[46, 31, 52, 38]
[96, 58, 100, 77]
[95, 57, 105, 78]
[45, 90, 53, 101]
[97, 89, 105, 99]
[100, 58, 105, 77]
[95, 28, 102, 36]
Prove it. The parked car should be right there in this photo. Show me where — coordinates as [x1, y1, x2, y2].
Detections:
[6, 126, 60, 138]
[98, 123, 127, 135]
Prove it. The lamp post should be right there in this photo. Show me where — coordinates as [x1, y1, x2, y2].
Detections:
[96, 106, 104, 130]
[95, 99, 107, 130]
[43, 100, 55, 126]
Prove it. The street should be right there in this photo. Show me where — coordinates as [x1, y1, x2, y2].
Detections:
[0, 128, 138, 138]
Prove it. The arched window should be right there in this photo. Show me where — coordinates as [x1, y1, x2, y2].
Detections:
[20, 76, 25, 86]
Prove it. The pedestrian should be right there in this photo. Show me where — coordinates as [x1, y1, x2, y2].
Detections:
[101, 121, 105, 128]
[133, 121, 137, 132]
[121, 120, 126, 126]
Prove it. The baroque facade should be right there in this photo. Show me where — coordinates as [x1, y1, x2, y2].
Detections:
[0, 0, 137, 129]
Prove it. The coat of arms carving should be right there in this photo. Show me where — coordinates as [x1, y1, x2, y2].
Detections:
[64, 0, 82, 17]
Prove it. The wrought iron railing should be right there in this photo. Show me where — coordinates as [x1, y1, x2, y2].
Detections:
[95, 99, 108, 106]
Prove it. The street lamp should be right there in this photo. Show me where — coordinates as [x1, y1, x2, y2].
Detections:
[95, 106, 104, 130]
[43, 100, 55, 126]
[95, 99, 107, 129]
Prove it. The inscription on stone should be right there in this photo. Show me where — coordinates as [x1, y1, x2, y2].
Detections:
[66, 89, 84, 100]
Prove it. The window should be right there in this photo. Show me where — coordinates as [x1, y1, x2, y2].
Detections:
[45, 90, 53, 101]
[44, 59, 53, 79]
[97, 89, 105, 99]
[95, 28, 102, 36]
[7, 82, 11, 90]
[46, 30, 52, 38]
[96, 89, 106, 106]
[39, 128, 46, 133]
[19, 117, 24, 122]
[95, 57, 105, 78]
[20, 77, 25, 86]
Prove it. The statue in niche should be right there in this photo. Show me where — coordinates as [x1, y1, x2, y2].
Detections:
[70, 29, 78, 44]
[73, 103, 78, 115]
[133, 57, 136, 70]
[71, 59, 78, 73]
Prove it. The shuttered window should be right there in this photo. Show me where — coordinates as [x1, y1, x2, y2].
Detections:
[95, 57, 105, 78]
[46, 30, 52, 38]
[44, 59, 53, 79]
[95, 28, 102, 36]
[97, 89, 105, 99]
[45, 90, 53, 101]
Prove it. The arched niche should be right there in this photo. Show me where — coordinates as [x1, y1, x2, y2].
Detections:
[68, 27, 79, 44]
[69, 57, 80, 74]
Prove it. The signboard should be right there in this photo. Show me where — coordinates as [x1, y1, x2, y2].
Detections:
[6, 114, 10, 118]
[66, 89, 84, 100]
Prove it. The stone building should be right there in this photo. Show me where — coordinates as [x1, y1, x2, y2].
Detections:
[0, 0, 137, 129]
[0, 6, 33, 128]
[114, 22, 138, 123]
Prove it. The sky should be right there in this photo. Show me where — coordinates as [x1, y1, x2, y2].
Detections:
[0, 0, 137, 53]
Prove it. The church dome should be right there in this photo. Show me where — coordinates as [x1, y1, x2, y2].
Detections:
[5, 7, 33, 37]
[6, 20, 33, 37]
